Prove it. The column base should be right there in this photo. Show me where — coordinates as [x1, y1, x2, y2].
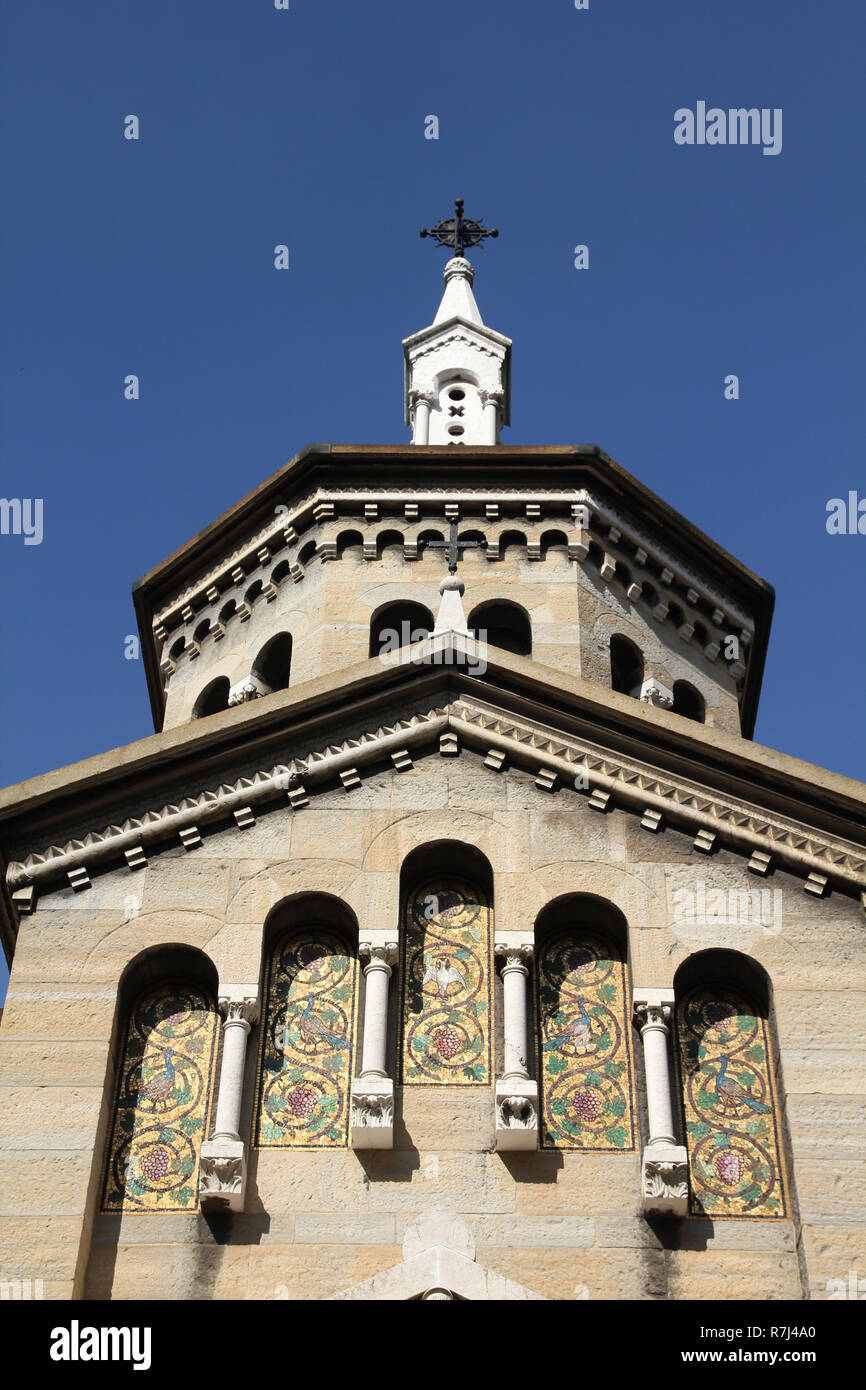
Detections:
[641, 1142, 689, 1217]
[494, 1078, 539, 1151]
[199, 1138, 247, 1213]
[351, 1076, 394, 1150]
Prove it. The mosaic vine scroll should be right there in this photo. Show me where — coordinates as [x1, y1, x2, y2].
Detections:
[676, 987, 787, 1218]
[400, 879, 493, 1085]
[254, 930, 358, 1148]
[536, 930, 636, 1151]
[102, 982, 218, 1212]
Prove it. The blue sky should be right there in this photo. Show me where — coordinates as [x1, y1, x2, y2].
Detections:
[1, 1, 864, 998]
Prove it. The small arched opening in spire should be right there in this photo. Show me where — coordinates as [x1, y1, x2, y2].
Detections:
[369, 601, 434, 659]
[610, 635, 644, 697]
[253, 632, 293, 694]
[468, 600, 532, 657]
[192, 676, 230, 719]
[672, 680, 705, 723]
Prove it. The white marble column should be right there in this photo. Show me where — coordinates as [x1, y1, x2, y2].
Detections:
[633, 988, 688, 1217]
[199, 987, 258, 1213]
[494, 941, 538, 1150]
[480, 389, 501, 445]
[411, 391, 433, 445]
[351, 939, 398, 1149]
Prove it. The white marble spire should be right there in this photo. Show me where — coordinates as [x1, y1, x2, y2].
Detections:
[403, 258, 511, 446]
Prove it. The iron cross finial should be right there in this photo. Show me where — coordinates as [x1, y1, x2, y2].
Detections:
[420, 199, 499, 259]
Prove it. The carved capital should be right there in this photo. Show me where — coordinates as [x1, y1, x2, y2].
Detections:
[359, 942, 399, 975]
[495, 943, 533, 975]
[219, 994, 259, 1029]
[227, 673, 272, 707]
[633, 988, 675, 1035]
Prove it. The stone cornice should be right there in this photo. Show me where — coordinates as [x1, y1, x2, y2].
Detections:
[4, 664, 864, 906]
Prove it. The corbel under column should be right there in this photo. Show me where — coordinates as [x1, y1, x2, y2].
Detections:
[199, 986, 259, 1213]
[351, 938, 398, 1149]
[633, 987, 689, 1217]
[494, 940, 538, 1151]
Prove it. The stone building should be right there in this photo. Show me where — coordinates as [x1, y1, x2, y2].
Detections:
[0, 246, 864, 1302]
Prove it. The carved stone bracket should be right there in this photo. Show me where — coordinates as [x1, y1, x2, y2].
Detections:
[494, 1077, 539, 1152]
[350, 1075, 394, 1150]
[641, 1142, 689, 1217]
[199, 1138, 247, 1213]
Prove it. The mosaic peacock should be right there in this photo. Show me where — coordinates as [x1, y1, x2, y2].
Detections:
[139, 1046, 178, 1111]
[714, 1054, 769, 1115]
[543, 995, 593, 1055]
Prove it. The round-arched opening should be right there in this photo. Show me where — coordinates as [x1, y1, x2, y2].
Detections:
[192, 676, 230, 719]
[219, 599, 237, 626]
[673, 948, 771, 1015]
[336, 530, 364, 560]
[467, 600, 532, 657]
[193, 620, 211, 644]
[609, 635, 644, 696]
[672, 680, 705, 723]
[369, 601, 434, 658]
[252, 632, 292, 693]
[169, 636, 186, 661]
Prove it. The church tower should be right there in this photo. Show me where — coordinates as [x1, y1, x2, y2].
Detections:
[0, 205, 864, 1302]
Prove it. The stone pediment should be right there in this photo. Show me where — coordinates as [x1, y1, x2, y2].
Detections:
[330, 1210, 545, 1301]
[2, 635, 865, 928]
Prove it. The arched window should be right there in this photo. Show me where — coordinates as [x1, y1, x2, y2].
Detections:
[467, 600, 532, 657]
[369, 601, 434, 658]
[271, 560, 291, 586]
[673, 681, 705, 722]
[244, 580, 264, 607]
[252, 632, 292, 693]
[169, 636, 186, 662]
[674, 952, 787, 1218]
[534, 896, 637, 1152]
[193, 619, 211, 644]
[298, 540, 317, 567]
[219, 599, 237, 626]
[101, 963, 219, 1212]
[192, 676, 230, 719]
[254, 899, 359, 1149]
[610, 635, 643, 696]
[399, 844, 494, 1086]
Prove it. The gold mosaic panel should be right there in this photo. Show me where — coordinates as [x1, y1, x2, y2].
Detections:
[400, 878, 493, 1085]
[101, 982, 218, 1212]
[676, 986, 787, 1218]
[536, 930, 636, 1151]
[254, 929, 358, 1148]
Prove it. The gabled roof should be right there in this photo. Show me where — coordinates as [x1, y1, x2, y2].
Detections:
[2, 635, 863, 964]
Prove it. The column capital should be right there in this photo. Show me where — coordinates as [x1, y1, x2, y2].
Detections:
[359, 941, 399, 974]
[633, 987, 675, 1032]
[495, 942, 534, 975]
[218, 988, 259, 1029]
